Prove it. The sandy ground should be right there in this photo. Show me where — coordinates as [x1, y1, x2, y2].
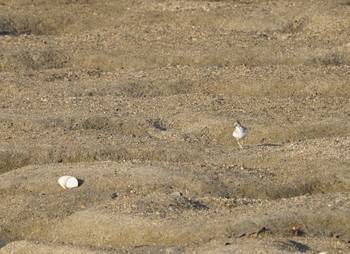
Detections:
[0, 0, 350, 253]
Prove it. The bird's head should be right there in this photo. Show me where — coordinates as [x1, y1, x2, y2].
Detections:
[234, 120, 241, 127]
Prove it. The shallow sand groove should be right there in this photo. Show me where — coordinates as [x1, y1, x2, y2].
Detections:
[1, 0, 350, 253]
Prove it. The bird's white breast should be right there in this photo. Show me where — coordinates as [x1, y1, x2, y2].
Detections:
[233, 126, 248, 140]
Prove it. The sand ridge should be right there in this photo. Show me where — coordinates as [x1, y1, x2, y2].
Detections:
[0, 0, 350, 253]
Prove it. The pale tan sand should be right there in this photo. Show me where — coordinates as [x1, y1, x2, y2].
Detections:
[0, 0, 350, 253]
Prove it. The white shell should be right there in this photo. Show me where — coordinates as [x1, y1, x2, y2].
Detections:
[58, 176, 79, 189]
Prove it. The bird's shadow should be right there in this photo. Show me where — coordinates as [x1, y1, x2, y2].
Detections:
[0, 239, 6, 249]
[258, 143, 282, 147]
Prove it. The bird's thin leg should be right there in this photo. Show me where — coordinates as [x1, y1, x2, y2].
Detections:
[237, 140, 243, 149]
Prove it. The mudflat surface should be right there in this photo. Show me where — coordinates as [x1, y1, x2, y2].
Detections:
[0, 0, 350, 253]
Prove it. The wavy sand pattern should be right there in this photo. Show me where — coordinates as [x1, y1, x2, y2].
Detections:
[0, 0, 350, 253]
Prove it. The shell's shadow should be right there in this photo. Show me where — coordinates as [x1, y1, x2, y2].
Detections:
[77, 178, 85, 187]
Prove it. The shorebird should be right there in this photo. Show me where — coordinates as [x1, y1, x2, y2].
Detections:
[233, 120, 248, 149]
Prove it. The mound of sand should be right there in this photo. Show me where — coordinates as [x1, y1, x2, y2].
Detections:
[0, 0, 349, 253]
